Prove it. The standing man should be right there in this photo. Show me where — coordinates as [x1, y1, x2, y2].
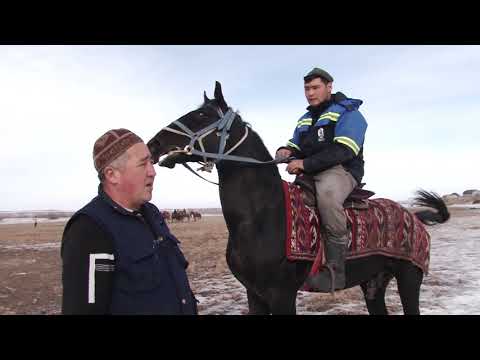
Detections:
[61, 128, 197, 314]
[276, 68, 368, 292]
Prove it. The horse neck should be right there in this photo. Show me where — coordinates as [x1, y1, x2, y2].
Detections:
[216, 127, 286, 267]
[216, 129, 284, 219]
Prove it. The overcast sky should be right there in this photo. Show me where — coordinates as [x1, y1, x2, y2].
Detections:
[1, 45, 479, 211]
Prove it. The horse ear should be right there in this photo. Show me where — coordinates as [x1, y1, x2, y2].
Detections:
[214, 81, 228, 112]
[203, 91, 210, 103]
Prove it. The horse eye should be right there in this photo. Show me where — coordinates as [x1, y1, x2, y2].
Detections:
[198, 112, 204, 117]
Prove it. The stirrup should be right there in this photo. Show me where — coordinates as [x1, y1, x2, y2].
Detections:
[306, 264, 336, 294]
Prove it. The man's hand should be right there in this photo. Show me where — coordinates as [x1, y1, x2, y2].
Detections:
[286, 159, 304, 175]
[275, 148, 292, 160]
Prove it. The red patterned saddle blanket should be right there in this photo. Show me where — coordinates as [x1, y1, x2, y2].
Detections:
[282, 180, 431, 282]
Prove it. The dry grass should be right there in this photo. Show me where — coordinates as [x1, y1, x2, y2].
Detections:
[168, 217, 231, 278]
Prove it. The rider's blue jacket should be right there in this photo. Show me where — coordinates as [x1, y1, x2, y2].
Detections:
[284, 92, 368, 184]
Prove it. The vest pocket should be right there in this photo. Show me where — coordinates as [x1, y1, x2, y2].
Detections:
[116, 249, 163, 292]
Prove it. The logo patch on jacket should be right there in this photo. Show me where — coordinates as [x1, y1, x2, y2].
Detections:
[317, 128, 325, 142]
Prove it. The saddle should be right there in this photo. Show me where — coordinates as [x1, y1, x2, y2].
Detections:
[293, 173, 375, 210]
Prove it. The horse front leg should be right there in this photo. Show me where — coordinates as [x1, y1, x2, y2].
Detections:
[267, 288, 297, 315]
[246, 289, 270, 315]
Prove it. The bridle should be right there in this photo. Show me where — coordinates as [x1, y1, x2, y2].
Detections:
[157, 104, 293, 185]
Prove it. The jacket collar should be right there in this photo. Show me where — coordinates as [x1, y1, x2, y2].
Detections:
[307, 98, 334, 118]
[97, 184, 145, 217]
[306, 92, 357, 118]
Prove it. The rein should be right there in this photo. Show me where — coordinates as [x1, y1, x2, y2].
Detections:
[158, 106, 294, 185]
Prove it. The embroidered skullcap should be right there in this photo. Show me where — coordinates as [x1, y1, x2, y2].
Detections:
[93, 128, 143, 172]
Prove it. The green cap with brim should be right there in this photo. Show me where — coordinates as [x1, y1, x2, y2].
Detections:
[304, 67, 334, 82]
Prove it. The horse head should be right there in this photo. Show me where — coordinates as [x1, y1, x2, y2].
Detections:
[147, 81, 244, 169]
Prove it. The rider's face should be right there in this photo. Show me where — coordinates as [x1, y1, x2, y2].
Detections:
[304, 78, 332, 107]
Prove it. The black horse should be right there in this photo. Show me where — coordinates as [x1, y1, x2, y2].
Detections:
[147, 82, 450, 315]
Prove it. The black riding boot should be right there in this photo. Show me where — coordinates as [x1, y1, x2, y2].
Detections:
[305, 237, 347, 293]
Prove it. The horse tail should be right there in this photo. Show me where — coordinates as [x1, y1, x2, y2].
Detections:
[412, 189, 450, 225]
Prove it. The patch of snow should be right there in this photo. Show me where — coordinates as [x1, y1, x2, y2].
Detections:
[0, 242, 60, 251]
[0, 217, 70, 225]
[449, 204, 480, 209]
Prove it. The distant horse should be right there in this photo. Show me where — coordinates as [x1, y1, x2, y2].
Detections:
[189, 211, 202, 221]
[161, 211, 171, 223]
[147, 81, 450, 315]
[183, 209, 191, 222]
[172, 209, 189, 223]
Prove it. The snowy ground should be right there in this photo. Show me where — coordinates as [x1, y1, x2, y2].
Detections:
[192, 210, 480, 315]
[1, 210, 478, 315]
[0, 217, 70, 225]
[0, 216, 222, 224]
[418, 213, 480, 314]
[449, 204, 480, 209]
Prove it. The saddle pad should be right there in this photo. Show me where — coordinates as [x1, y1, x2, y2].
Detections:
[283, 181, 430, 277]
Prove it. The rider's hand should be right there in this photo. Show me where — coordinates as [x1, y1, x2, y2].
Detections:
[286, 159, 304, 175]
[275, 148, 292, 160]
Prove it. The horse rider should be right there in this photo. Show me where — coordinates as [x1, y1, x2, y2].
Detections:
[276, 67, 368, 292]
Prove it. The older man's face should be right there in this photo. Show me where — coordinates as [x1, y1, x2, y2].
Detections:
[117, 142, 156, 209]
